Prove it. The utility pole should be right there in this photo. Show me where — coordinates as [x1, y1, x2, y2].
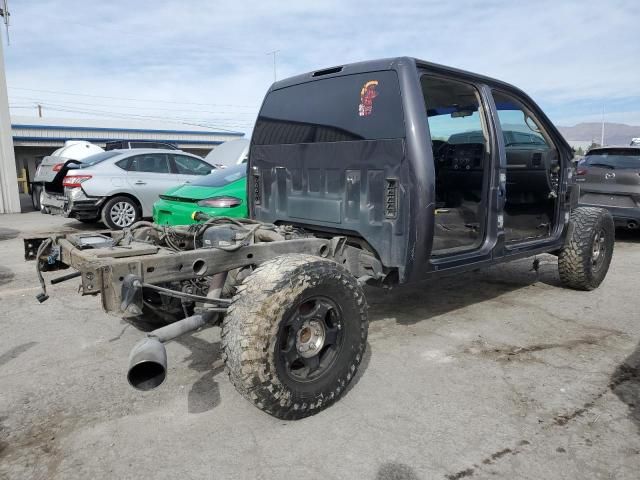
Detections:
[600, 104, 605, 146]
[266, 50, 279, 82]
[37, 103, 42, 118]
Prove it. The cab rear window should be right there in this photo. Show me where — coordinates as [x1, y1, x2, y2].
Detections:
[585, 149, 640, 169]
[253, 70, 404, 145]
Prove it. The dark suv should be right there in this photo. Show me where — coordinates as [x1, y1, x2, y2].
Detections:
[26, 57, 614, 420]
[578, 146, 640, 229]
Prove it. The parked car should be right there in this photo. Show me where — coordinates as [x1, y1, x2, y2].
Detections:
[40, 149, 215, 229]
[31, 140, 105, 210]
[203, 138, 249, 168]
[577, 146, 640, 229]
[153, 163, 247, 225]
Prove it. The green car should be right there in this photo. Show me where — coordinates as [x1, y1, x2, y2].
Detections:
[153, 164, 247, 225]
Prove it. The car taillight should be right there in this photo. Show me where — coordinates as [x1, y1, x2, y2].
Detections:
[52, 163, 65, 172]
[196, 196, 242, 208]
[576, 166, 588, 176]
[62, 175, 92, 188]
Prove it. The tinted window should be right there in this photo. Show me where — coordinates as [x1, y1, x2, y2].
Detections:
[79, 151, 121, 167]
[191, 164, 247, 187]
[115, 158, 131, 170]
[585, 149, 640, 169]
[253, 70, 404, 145]
[128, 154, 171, 173]
[173, 155, 212, 175]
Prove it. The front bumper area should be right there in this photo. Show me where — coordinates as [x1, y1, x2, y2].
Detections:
[153, 198, 246, 226]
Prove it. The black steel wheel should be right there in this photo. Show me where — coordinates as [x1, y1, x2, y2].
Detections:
[277, 296, 344, 384]
[222, 254, 368, 419]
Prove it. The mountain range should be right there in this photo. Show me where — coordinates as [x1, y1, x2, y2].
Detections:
[558, 122, 640, 146]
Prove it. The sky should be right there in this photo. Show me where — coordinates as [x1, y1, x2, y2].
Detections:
[4, 0, 640, 134]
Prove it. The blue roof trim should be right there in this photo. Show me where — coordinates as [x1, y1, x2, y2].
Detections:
[13, 136, 224, 145]
[11, 123, 244, 137]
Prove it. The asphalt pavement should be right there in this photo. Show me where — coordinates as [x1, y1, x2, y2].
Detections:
[1, 212, 639, 479]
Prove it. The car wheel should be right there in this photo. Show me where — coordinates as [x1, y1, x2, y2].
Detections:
[222, 254, 368, 419]
[558, 207, 614, 290]
[31, 185, 41, 210]
[101, 196, 141, 229]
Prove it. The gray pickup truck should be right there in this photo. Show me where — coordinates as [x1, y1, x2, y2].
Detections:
[25, 57, 614, 419]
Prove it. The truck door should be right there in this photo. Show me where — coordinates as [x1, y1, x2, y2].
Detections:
[421, 74, 494, 257]
[490, 90, 562, 246]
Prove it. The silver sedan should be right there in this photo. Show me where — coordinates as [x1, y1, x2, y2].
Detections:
[38, 149, 215, 229]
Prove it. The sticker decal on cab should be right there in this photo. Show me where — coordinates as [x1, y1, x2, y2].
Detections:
[358, 80, 379, 117]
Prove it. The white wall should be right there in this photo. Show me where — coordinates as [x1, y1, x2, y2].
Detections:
[0, 38, 19, 213]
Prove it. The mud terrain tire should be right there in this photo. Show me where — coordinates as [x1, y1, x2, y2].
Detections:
[221, 254, 368, 419]
[558, 207, 614, 290]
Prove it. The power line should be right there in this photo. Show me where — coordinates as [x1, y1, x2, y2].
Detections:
[8, 86, 259, 109]
[15, 103, 253, 131]
[9, 95, 257, 116]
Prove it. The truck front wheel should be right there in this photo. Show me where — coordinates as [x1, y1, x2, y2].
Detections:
[558, 207, 614, 291]
[221, 254, 368, 419]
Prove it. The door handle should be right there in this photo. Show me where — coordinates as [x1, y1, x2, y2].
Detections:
[134, 181, 147, 185]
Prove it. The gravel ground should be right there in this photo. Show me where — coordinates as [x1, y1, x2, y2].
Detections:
[0, 212, 639, 480]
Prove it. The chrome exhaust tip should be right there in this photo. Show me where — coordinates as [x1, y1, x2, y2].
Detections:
[627, 221, 638, 230]
[127, 337, 167, 391]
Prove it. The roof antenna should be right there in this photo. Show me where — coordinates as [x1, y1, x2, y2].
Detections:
[0, 0, 9, 45]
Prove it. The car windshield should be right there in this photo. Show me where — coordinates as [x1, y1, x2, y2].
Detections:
[190, 164, 247, 187]
[79, 151, 122, 167]
[585, 149, 640, 169]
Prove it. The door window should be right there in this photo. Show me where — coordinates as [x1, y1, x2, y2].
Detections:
[128, 154, 171, 173]
[172, 155, 212, 175]
[422, 74, 489, 254]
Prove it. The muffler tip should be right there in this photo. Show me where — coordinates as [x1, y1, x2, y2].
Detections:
[127, 337, 167, 391]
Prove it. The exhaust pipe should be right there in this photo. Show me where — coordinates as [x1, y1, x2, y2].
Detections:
[127, 312, 218, 391]
[127, 337, 167, 390]
[628, 221, 638, 230]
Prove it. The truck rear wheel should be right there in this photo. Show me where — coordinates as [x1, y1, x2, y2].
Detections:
[558, 207, 614, 291]
[221, 254, 368, 419]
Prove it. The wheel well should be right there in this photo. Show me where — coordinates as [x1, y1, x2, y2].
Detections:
[105, 193, 143, 215]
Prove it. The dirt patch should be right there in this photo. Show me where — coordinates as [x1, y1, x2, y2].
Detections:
[0, 228, 19, 241]
[446, 468, 475, 479]
[610, 342, 640, 431]
[0, 266, 14, 286]
[445, 440, 530, 479]
[481, 448, 512, 465]
[376, 462, 420, 480]
[463, 335, 610, 363]
[0, 342, 38, 368]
